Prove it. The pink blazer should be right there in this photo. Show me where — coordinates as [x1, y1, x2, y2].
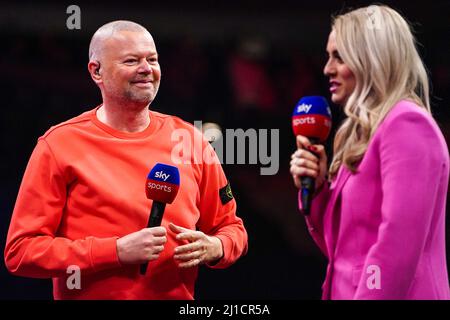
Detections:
[301, 100, 450, 299]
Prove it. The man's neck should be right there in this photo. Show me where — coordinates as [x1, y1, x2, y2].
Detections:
[96, 101, 151, 133]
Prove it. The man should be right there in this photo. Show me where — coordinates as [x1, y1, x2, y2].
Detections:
[4, 20, 248, 299]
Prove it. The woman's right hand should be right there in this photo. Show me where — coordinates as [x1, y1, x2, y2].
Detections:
[290, 135, 328, 190]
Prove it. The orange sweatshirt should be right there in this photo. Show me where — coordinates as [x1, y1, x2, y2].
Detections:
[4, 106, 248, 299]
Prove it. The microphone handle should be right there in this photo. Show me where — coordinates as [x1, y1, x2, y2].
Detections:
[148, 201, 167, 228]
[300, 137, 320, 215]
[140, 201, 167, 275]
[300, 176, 315, 215]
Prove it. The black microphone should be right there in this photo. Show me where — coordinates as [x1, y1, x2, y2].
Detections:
[140, 163, 180, 275]
[292, 96, 332, 215]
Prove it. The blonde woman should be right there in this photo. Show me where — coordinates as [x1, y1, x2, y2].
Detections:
[290, 5, 449, 299]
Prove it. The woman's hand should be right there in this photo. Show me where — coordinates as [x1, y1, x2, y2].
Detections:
[290, 135, 328, 190]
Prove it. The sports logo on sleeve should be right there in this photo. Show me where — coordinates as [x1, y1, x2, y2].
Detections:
[219, 181, 234, 205]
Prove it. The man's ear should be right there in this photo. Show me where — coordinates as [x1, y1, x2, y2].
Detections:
[88, 60, 102, 82]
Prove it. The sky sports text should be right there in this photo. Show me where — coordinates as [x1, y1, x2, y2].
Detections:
[171, 121, 279, 175]
[292, 116, 332, 127]
[147, 181, 172, 192]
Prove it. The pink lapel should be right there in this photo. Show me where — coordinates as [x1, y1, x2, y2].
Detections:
[323, 165, 352, 259]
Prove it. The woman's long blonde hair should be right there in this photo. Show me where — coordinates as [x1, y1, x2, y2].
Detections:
[329, 4, 431, 179]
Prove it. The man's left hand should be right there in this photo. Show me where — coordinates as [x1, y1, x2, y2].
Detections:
[169, 223, 224, 268]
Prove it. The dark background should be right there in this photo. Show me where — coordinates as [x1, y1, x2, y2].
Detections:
[0, 0, 449, 299]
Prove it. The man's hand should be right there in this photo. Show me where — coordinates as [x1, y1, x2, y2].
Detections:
[169, 223, 224, 268]
[116, 227, 167, 265]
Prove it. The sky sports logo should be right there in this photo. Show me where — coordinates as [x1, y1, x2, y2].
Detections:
[147, 170, 172, 192]
[146, 164, 180, 203]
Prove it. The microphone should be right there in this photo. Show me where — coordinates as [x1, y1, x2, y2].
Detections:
[140, 163, 180, 275]
[292, 96, 332, 215]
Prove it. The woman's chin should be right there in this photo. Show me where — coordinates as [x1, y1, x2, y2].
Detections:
[330, 94, 342, 105]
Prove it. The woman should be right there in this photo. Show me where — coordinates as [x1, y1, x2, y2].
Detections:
[290, 5, 450, 299]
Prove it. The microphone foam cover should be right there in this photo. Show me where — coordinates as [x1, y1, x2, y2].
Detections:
[292, 96, 332, 143]
[145, 163, 180, 204]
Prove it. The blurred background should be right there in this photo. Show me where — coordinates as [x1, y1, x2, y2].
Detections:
[0, 0, 449, 299]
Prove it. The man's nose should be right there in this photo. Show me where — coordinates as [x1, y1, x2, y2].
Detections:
[138, 59, 153, 74]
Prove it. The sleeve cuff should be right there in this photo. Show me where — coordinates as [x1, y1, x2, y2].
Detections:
[90, 236, 122, 272]
[206, 234, 235, 269]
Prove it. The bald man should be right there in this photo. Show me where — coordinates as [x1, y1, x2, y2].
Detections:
[5, 21, 248, 300]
